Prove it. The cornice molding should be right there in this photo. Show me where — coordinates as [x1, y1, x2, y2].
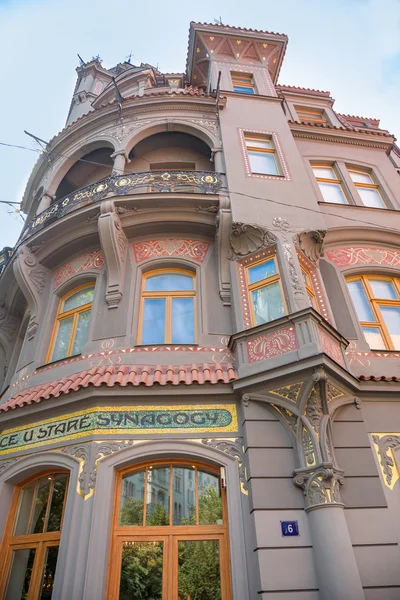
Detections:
[291, 126, 393, 150]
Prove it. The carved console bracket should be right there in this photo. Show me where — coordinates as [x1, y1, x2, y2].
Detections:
[13, 245, 50, 339]
[295, 230, 326, 265]
[242, 367, 357, 509]
[228, 222, 277, 260]
[201, 437, 248, 494]
[98, 200, 128, 308]
[62, 439, 133, 499]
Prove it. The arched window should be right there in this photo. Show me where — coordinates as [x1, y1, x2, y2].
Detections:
[109, 460, 230, 599]
[0, 471, 69, 599]
[347, 274, 400, 350]
[245, 255, 285, 325]
[138, 270, 196, 345]
[48, 284, 94, 362]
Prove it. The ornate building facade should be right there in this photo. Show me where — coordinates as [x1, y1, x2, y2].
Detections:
[0, 20, 400, 600]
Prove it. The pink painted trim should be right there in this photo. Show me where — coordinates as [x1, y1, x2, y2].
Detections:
[296, 250, 332, 324]
[247, 326, 297, 363]
[53, 250, 104, 289]
[132, 239, 210, 264]
[326, 247, 400, 269]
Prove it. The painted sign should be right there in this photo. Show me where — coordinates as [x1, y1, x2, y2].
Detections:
[281, 521, 299, 537]
[0, 404, 238, 455]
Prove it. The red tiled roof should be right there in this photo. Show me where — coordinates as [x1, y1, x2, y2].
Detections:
[0, 363, 237, 413]
[338, 113, 380, 126]
[288, 119, 393, 138]
[359, 375, 400, 382]
[276, 84, 331, 97]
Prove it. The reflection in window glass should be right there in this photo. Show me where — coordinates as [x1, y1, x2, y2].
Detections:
[369, 280, 398, 299]
[71, 310, 91, 355]
[63, 288, 94, 312]
[172, 466, 195, 525]
[14, 482, 36, 536]
[52, 318, 74, 362]
[380, 306, 400, 350]
[119, 471, 145, 526]
[39, 547, 59, 600]
[248, 259, 277, 284]
[198, 471, 223, 525]
[31, 477, 51, 534]
[251, 282, 285, 325]
[178, 540, 221, 600]
[362, 327, 386, 350]
[119, 541, 163, 600]
[317, 182, 348, 204]
[171, 297, 195, 344]
[146, 467, 170, 526]
[357, 187, 386, 208]
[4, 548, 36, 600]
[145, 274, 193, 291]
[142, 299, 166, 345]
[347, 280, 375, 322]
[47, 474, 68, 532]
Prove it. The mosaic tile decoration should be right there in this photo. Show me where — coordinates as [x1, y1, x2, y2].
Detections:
[0, 404, 238, 455]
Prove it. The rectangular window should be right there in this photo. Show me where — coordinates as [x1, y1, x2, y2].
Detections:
[348, 168, 386, 209]
[301, 267, 317, 309]
[245, 134, 281, 176]
[347, 275, 400, 350]
[246, 257, 285, 325]
[231, 72, 255, 94]
[296, 107, 327, 124]
[311, 164, 348, 204]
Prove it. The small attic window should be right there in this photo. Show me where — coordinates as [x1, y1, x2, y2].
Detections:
[231, 72, 256, 95]
[295, 106, 327, 124]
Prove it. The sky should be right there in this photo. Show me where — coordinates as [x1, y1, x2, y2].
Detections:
[0, 0, 399, 248]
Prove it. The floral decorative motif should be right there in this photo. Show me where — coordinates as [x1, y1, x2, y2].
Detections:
[326, 381, 345, 401]
[247, 326, 298, 363]
[319, 327, 345, 367]
[294, 466, 344, 509]
[326, 247, 400, 268]
[201, 438, 248, 494]
[132, 239, 210, 264]
[372, 434, 400, 489]
[54, 250, 105, 289]
[269, 382, 303, 403]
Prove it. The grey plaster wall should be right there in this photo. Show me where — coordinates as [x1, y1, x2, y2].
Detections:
[242, 400, 319, 597]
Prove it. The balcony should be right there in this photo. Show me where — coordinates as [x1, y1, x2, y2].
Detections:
[19, 170, 223, 243]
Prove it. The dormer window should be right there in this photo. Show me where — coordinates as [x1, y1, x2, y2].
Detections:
[231, 72, 255, 94]
[296, 106, 327, 124]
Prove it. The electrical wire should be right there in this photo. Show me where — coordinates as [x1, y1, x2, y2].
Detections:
[1, 137, 399, 234]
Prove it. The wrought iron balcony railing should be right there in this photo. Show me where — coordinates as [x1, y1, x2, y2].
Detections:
[20, 170, 222, 243]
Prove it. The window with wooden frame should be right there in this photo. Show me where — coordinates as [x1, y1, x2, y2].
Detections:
[348, 168, 387, 209]
[0, 471, 69, 600]
[48, 284, 94, 363]
[295, 106, 327, 124]
[244, 134, 281, 176]
[346, 275, 400, 350]
[231, 72, 256, 94]
[245, 256, 286, 326]
[138, 270, 196, 345]
[311, 163, 348, 205]
[107, 460, 231, 600]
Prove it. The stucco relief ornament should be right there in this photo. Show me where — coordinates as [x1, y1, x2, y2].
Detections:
[296, 230, 326, 265]
[62, 440, 133, 498]
[201, 438, 248, 493]
[0, 299, 17, 342]
[372, 434, 400, 487]
[293, 465, 345, 509]
[228, 222, 276, 260]
[0, 457, 19, 476]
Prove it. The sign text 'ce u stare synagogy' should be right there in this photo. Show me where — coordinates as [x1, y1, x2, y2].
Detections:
[0, 404, 238, 454]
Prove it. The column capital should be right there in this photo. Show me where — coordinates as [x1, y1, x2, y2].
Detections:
[293, 464, 345, 511]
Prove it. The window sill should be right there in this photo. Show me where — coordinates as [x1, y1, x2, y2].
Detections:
[318, 201, 398, 213]
[38, 353, 82, 370]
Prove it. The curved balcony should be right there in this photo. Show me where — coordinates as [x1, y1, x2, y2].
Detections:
[20, 170, 223, 244]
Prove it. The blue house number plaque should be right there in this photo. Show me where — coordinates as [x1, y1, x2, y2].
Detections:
[281, 521, 299, 536]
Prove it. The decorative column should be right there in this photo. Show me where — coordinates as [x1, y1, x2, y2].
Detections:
[243, 368, 364, 600]
[36, 191, 56, 215]
[111, 150, 128, 175]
